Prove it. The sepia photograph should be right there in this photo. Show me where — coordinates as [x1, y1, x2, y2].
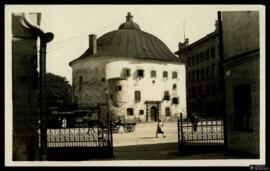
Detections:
[4, 4, 266, 167]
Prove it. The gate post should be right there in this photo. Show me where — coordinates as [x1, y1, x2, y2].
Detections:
[178, 113, 184, 154]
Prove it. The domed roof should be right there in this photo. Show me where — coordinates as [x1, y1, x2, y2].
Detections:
[118, 12, 141, 30]
[70, 12, 178, 65]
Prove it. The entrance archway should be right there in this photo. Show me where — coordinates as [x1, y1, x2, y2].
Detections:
[150, 106, 157, 122]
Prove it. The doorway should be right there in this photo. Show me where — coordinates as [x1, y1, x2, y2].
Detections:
[150, 106, 157, 122]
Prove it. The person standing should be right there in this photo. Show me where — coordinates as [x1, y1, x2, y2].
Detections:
[62, 118, 67, 128]
[156, 118, 166, 138]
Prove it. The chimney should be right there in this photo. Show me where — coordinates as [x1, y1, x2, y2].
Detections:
[184, 38, 189, 46]
[126, 12, 133, 22]
[89, 34, 97, 55]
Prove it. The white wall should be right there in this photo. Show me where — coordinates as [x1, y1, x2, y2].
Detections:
[71, 57, 187, 121]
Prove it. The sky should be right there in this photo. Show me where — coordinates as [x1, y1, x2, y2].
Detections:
[7, 5, 262, 84]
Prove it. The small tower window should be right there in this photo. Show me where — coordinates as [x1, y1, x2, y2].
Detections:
[164, 91, 170, 100]
[172, 97, 179, 105]
[125, 68, 131, 77]
[165, 107, 171, 116]
[135, 91, 141, 102]
[151, 70, 156, 78]
[116, 85, 122, 91]
[172, 71, 178, 79]
[79, 76, 83, 91]
[163, 71, 168, 78]
[172, 84, 177, 90]
[139, 110, 144, 115]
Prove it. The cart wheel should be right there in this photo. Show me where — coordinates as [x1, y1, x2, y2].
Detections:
[113, 127, 120, 133]
[124, 127, 130, 133]
[130, 125, 135, 132]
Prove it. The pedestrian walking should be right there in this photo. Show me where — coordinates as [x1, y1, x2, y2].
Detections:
[191, 112, 198, 131]
[156, 118, 166, 138]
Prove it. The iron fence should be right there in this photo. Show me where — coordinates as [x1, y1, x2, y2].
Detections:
[38, 120, 113, 148]
[178, 113, 225, 154]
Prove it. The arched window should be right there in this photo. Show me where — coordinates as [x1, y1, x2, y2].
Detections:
[165, 107, 171, 116]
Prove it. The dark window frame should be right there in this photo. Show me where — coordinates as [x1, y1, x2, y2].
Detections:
[135, 91, 141, 102]
[137, 69, 144, 78]
[172, 71, 178, 79]
[163, 71, 168, 78]
[151, 70, 157, 78]
[127, 108, 134, 116]
[165, 107, 171, 116]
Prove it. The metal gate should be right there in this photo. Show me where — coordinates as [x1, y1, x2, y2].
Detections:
[178, 114, 225, 155]
[39, 120, 113, 160]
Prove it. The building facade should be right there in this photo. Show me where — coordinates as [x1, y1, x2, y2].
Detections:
[221, 11, 260, 157]
[12, 13, 41, 160]
[175, 22, 223, 118]
[69, 13, 187, 122]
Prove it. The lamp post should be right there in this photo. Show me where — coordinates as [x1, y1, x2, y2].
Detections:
[39, 32, 54, 161]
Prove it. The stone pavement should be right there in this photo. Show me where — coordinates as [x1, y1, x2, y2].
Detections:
[108, 122, 254, 160]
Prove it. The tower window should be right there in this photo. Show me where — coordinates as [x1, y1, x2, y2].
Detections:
[172, 84, 177, 90]
[211, 47, 215, 58]
[139, 110, 144, 115]
[164, 91, 170, 100]
[172, 71, 178, 79]
[125, 68, 131, 77]
[151, 70, 156, 78]
[127, 108, 134, 116]
[172, 97, 179, 105]
[165, 107, 171, 116]
[163, 71, 168, 78]
[135, 91, 141, 102]
[205, 49, 210, 61]
[137, 69, 144, 78]
[79, 76, 83, 91]
[116, 85, 122, 91]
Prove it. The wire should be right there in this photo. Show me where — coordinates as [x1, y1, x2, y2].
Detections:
[37, 18, 123, 52]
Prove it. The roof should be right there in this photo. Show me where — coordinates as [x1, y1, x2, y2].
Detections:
[69, 13, 178, 66]
[175, 30, 218, 56]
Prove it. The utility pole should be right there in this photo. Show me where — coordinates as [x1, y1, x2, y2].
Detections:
[39, 32, 54, 161]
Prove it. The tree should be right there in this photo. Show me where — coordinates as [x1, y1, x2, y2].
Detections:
[38, 72, 72, 108]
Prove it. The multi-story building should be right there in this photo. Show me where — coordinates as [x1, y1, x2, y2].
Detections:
[69, 12, 187, 122]
[221, 11, 260, 157]
[175, 21, 223, 118]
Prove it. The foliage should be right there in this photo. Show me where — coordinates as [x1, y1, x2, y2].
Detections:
[38, 72, 72, 108]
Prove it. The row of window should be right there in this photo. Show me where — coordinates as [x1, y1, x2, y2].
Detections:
[116, 83, 178, 92]
[188, 83, 221, 97]
[187, 64, 217, 82]
[134, 90, 179, 104]
[126, 107, 172, 116]
[187, 47, 216, 66]
[124, 68, 178, 79]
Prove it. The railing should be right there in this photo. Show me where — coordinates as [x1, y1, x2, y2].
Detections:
[39, 120, 113, 148]
[178, 114, 224, 146]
